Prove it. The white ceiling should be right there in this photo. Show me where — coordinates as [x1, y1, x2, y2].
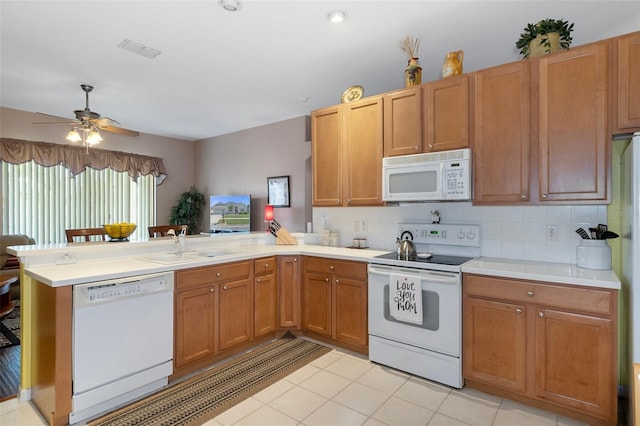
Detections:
[1, 1, 638, 142]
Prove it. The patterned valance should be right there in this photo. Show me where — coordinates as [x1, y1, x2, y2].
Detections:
[0, 138, 167, 185]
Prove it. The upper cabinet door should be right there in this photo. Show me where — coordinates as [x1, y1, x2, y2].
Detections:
[613, 32, 640, 133]
[537, 42, 608, 202]
[383, 87, 423, 156]
[311, 105, 343, 206]
[344, 96, 384, 206]
[424, 74, 470, 152]
[473, 62, 530, 204]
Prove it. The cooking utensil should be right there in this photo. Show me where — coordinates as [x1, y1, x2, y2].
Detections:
[589, 227, 597, 239]
[396, 238, 416, 259]
[596, 224, 608, 240]
[602, 230, 619, 239]
[575, 228, 591, 239]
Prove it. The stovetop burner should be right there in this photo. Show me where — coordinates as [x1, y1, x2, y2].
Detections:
[373, 252, 474, 266]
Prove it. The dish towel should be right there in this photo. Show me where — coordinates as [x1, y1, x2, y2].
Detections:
[389, 273, 423, 325]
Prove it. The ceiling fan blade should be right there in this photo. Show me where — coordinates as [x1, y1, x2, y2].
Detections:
[96, 123, 140, 137]
[32, 121, 77, 125]
[94, 117, 122, 127]
[36, 112, 74, 121]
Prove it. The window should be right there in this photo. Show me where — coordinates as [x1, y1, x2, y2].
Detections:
[2, 161, 155, 244]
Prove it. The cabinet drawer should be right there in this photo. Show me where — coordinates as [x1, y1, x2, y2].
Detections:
[304, 256, 367, 280]
[176, 261, 252, 290]
[464, 274, 613, 316]
[254, 257, 276, 276]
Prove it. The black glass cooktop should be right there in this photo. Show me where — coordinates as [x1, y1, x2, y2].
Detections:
[374, 252, 474, 266]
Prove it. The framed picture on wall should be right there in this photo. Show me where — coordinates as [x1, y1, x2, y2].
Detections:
[267, 175, 290, 207]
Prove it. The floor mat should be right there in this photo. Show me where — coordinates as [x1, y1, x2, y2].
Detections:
[0, 300, 20, 349]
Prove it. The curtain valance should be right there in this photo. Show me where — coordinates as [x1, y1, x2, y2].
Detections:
[0, 138, 167, 185]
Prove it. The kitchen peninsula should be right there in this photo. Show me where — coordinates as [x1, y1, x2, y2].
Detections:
[9, 233, 620, 426]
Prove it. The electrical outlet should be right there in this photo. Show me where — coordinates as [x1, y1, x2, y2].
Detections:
[545, 225, 559, 241]
[55, 252, 77, 265]
[353, 220, 360, 232]
[361, 220, 368, 233]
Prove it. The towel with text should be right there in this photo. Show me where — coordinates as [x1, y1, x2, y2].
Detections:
[389, 273, 423, 325]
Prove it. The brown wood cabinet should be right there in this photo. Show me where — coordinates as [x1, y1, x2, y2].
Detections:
[174, 261, 252, 370]
[278, 255, 300, 328]
[311, 96, 384, 206]
[472, 61, 530, 204]
[424, 74, 470, 153]
[254, 256, 277, 337]
[612, 31, 640, 134]
[537, 42, 609, 202]
[383, 86, 423, 156]
[463, 274, 618, 425]
[302, 257, 368, 352]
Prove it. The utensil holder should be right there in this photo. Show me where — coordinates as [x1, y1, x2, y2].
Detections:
[576, 240, 611, 270]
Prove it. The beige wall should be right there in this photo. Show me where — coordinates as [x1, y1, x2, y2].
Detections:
[0, 107, 194, 227]
[194, 116, 311, 233]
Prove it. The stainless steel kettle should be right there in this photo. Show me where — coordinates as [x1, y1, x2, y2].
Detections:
[396, 238, 416, 259]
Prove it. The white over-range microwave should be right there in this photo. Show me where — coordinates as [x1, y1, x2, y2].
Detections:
[382, 148, 472, 202]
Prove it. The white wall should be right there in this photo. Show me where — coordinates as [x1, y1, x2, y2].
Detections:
[313, 203, 608, 263]
[194, 116, 311, 234]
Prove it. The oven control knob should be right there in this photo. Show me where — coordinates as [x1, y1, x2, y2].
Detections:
[466, 231, 476, 241]
[457, 230, 465, 239]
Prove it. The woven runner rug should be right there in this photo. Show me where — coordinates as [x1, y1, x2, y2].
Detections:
[0, 300, 20, 349]
[88, 333, 331, 426]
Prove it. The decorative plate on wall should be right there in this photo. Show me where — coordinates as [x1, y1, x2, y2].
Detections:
[341, 85, 364, 103]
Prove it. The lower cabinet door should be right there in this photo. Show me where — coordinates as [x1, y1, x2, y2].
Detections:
[535, 308, 615, 420]
[302, 273, 332, 336]
[175, 286, 216, 369]
[218, 279, 252, 350]
[334, 277, 367, 346]
[463, 297, 526, 393]
[254, 273, 278, 337]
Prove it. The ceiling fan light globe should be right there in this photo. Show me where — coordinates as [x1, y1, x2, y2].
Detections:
[66, 129, 81, 142]
[86, 129, 103, 145]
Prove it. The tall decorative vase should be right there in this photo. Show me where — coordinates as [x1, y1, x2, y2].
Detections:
[404, 57, 422, 87]
[441, 50, 464, 78]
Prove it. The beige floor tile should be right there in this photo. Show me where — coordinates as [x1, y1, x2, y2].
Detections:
[393, 377, 451, 411]
[0, 401, 47, 426]
[310, 350, 345, 369]
[325, 355, 374, 381]
[268, 385, 328, 421]
[302, 400, 369, 426]
[437, 390, 500, 426]
[233, 405, 298, 426]
[556, 415, 590, 426]
[252, 379, 296, 404]
[372, 396, 434, 426]
[284, 364, 322, 385]
[333, 382, 391, 416]
[0, 398, 19, 416]
[427, 413, 472, 426]
[363, 417, 389, 426]
[299, 369, 352, 398]
[202, 418, 224, 426]
[356, 365, 409, 395]
[495, 399, 557, 425]
[214, 397, 264, 426]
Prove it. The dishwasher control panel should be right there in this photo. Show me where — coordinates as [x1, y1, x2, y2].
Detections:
[74, 273, 174, 307]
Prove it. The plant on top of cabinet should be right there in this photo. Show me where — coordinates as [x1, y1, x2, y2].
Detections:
[400, 35, 422, 87]
[169, 186, 205, 234]
[516, 18, 574, 58]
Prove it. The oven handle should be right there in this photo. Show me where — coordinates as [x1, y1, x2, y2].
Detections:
[368, 265, 459, 284]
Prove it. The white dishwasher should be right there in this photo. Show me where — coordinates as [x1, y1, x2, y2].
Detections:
[70, 272, 174, 424]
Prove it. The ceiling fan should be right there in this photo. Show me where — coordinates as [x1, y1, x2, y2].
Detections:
[34, 84, 140, 143]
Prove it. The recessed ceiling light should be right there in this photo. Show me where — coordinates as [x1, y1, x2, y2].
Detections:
[219, 0, 241, 12]
[327, 10, 347, 24]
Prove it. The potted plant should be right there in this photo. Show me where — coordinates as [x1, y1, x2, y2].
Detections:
[169, 186, 205, 234]
[515, 19, 574, 58]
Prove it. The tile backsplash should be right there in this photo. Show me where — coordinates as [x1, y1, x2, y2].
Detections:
[312, 202, 609, 264]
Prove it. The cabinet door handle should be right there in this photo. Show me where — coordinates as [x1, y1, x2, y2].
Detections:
[515, 308, 522, 314]
[336, 279, 340, 284]
[325, 278, 329, 282]
[527, 291, 534, 297]
[294, 258, 297, 262]
[223, 285, 228, 290]
[538, 311, 545, 318]
[210, 288, 215, 292]
[257, 278, 262, 283]
[264, 263, 269, 268]
[428, 144, 433, 149]
[330, 265, 335, 270]
[216, 272, 222, 277]
[542, 194, 548, 199]
[415, 146, 420, 150]
[521, 194, 527, 200]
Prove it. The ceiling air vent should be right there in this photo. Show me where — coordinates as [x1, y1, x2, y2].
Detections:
[117, 39, 162, 59]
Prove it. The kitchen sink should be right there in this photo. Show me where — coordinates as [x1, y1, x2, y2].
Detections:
[194, 249, 236, 258]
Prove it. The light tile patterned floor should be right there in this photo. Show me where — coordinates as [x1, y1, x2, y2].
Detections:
[0, 343, 601, 425]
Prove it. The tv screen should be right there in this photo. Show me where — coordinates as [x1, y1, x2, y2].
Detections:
[209, 194, 251, 233]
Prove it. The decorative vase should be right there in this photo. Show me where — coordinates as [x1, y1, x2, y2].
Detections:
[404, 57, 422, 87]
[441, 50, 464, 78]
[529, 32, 561, 57]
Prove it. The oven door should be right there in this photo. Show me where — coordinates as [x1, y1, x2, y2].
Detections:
[368, 264, 461, 356]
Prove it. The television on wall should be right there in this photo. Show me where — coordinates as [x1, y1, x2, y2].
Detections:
[209, 194, 251, 233]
